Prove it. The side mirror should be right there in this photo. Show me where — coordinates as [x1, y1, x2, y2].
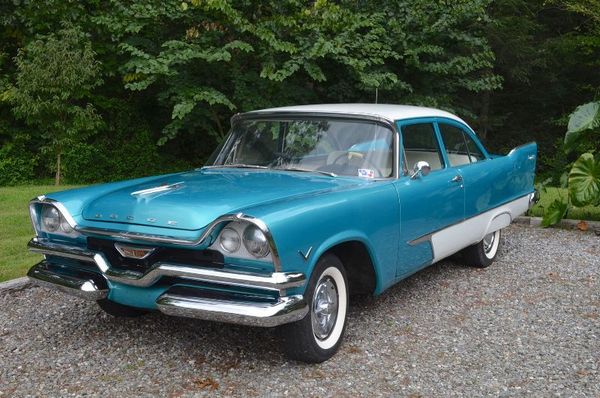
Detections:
[410, 161, 431, 179]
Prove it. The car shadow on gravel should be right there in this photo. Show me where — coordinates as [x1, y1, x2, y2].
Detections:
[66, 256, 475, 364]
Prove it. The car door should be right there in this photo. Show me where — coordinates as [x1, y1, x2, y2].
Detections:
[436, 120, 492, 219]
[393, 120, 465, 278]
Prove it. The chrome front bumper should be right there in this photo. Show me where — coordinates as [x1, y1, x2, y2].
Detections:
[156, 293, 307, 327]
[27, 238, 308, 327]
[27, 261, 108, 301]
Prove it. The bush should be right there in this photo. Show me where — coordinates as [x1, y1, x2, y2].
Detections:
[61, 128, 179, 184]
[0, 139, 37, 185]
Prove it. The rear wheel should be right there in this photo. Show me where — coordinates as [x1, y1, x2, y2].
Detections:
[97, 299, 149, 317]
[281, 253, 348, 363]
[460, 229, 502, 268]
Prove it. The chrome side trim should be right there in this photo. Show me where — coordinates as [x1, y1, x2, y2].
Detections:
[407, 192, 531, 246]
[156, 293, 308, 327]
[27, 238, 303, 291]
[27, 261, 108, 301]
[408, 234, 431, 246]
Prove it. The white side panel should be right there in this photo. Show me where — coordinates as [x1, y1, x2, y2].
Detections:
[430, 195, 529, 262]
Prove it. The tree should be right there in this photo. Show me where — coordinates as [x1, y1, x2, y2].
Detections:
[2, 26, 102, 185]
[93, 0, 501, 146]
[540, 0, 600, 226]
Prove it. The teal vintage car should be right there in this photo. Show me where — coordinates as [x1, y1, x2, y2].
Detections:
[27, 104, 538, 362]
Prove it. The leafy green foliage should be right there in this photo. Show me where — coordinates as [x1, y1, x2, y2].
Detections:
[0, 0, 598, 201]
[568, 153, 600, 207]
[91, 0, 501, 145]
[541, 198, 569, 227]
[1, 27, 102, 185]
[565, 101, 600, 149]
[0, 139, 37, 185]
[542, 103, 600, 226]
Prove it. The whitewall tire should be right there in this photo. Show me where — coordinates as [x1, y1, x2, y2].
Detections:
[460, 229, 502, 268]
[281, 253, 348, 363]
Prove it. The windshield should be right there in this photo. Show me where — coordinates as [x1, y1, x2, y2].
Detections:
[209, 118, 395, 178]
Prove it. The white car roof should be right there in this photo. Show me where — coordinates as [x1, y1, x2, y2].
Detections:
[245, 103, 467, 125]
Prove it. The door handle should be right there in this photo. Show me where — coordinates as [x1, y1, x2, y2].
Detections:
[451, 175, 463, 183]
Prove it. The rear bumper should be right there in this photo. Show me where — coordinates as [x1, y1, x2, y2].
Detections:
[528, 190, 540, 208]
[27, 238, 308, 327]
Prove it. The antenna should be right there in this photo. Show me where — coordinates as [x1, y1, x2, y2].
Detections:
[375, 87, 378, 104]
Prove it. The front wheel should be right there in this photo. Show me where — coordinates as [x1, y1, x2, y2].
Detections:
[281, 253, 349, 363]
[460, 229, 502, 268]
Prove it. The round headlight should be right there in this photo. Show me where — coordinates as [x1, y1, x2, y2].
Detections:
[60, 217, 74, 234]
[42, 205, 61, 232]
[219, 227, 241, 253]
[242, 225, 270, 258]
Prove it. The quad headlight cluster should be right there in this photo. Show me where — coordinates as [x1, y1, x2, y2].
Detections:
[215, 222, 271, 259]
[32, 203, 78, 237]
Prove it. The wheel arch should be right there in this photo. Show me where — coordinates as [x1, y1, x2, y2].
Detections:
[307, 232, 380, 296]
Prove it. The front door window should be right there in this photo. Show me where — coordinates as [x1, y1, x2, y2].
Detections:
[401, 122, 445, 173]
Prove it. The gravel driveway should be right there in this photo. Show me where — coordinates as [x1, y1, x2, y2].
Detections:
[1, 225, 598, 397]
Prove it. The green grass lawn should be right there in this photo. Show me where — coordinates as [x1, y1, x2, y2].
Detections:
[0, 184, 597, 283]
[528, 187, 600, 221]
[0, 185, 81, 282]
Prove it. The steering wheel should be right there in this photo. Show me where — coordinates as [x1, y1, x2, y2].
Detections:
[330, 151, 382, 177]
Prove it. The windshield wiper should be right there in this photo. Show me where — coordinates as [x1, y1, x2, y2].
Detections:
[203, 164, 269, 170]
[274, 167, 337, 177]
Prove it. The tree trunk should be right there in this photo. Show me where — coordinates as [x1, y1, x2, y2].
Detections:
[479, 90, 490, 140]
[55, 151, 61, 186]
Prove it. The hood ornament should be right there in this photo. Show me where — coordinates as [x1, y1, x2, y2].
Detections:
[131, 182, 184, 197]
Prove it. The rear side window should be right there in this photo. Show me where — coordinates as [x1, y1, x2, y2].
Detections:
[401, 123, 444, 172]
[438, 123, 484, 167]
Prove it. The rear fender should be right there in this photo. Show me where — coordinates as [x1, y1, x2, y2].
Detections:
[507, 142, 537, 179]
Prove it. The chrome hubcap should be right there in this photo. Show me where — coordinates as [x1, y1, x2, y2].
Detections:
[483, 232, 496, 254]
[311, 276, 338, 340]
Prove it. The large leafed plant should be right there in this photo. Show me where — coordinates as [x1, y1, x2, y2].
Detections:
[542, 101, 600, 226]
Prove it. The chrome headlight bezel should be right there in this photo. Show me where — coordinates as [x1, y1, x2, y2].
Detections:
[30, 199, 80, 238]
[210, 220, 272, 261]
[242, 224, 270, 258]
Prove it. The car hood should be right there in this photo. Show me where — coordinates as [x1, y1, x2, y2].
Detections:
[81, 169, 366, 230]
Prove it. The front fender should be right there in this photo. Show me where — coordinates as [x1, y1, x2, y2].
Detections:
[241, 181, 400, 295]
